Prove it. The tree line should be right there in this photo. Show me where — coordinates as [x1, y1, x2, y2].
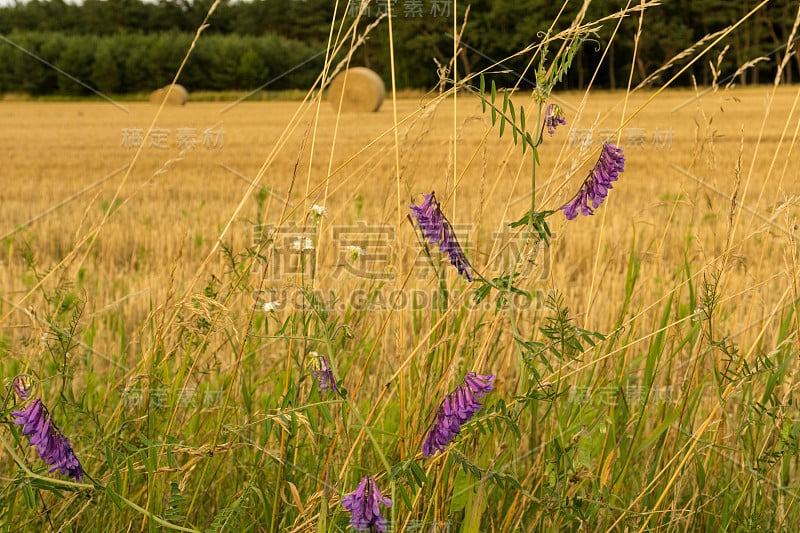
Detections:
[0, 31, 321, 94]
[0, 0, 797, 95]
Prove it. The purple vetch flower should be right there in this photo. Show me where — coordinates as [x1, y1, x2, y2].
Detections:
[341, 475, 393, 532]
[11, 399, 84, 482]
[561, 141, 625, 220]
[310, 352, 339, 394]
[544, 104, 566, 136]
[11, 374, 34, 400]
[410, 191, 473, 281]
[422, 372, 496, 456]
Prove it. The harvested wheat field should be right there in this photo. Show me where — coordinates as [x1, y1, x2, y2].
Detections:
[1, 90, 797, 341]
[1, 86, 800, 530]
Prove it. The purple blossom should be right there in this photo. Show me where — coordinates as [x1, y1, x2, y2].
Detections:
[311, 353, 338, 394]
[561, 141, 625, 220]
[422, 372, 495, 456]
[11, 374, 33, 400]
[544, 104, 566, 136]
[410, 191, 473, 282]
[11, 399, 84, 482]
[341, 475, 393, 532]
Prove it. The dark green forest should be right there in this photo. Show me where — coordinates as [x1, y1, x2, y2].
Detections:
[0, 0, 798, 95]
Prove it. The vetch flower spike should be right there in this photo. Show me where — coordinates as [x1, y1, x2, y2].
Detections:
[341, 475, 393, 532]
[309, 352, 338, 394]
[561, 141, 625, 220]
[11, 399, 84, 482]
[11, 374, 34, 400]
[410, 191, 473, 281]
[422, 372, 496, 456]
[544, 104, 566, 136]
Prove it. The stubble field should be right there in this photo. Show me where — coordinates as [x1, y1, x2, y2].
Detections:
[1, 85, 799, 531]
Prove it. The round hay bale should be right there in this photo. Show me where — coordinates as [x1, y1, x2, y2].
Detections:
[149, 84, 188, 106]
[328, 67, 385, 113]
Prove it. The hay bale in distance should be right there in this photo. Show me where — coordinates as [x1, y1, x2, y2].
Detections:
[149, 84, 188, 106]
[328, 67, 385, 113]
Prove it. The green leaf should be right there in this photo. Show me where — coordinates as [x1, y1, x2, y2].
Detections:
[480, 74, 486, 113]
[508, 209, 554, 245]
[509, 104, 517, 144]
[409, 460, 428, 486]
[319, 403, 332, 423]
[472, 281, 493, 305]
[106, 445, 122, 492]
[500, 89, 509, 137]
[491, 81, 497, 125]
[397, 485, 412, 509]
[105, 485, 123, 511]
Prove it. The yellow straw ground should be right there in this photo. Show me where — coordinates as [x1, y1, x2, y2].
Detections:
[0, 87, 797, 362]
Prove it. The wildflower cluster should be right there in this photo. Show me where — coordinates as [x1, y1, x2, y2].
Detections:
[311, 204, 328, 220]
[544, 104, 566, 136]
[562, 141, 626, 220]
[410, 191, 473, 281]
[341, 475, 393, 532]
[309, 352, 338, 394]
[347, 245, 366, 262]
[11, 374, 33, 400]
[422, 372, 496, 456]
[11, 397, 84, 482]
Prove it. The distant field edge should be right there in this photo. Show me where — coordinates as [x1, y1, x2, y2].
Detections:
[0, 88, 431, 103]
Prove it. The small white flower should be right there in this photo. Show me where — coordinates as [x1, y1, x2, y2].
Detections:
[311, 204, 328, 219]
[290, 236, 314, 252]
[691, 304, 705, 323]
[262, 301, 280, 312]
[347, 245, 366, 262]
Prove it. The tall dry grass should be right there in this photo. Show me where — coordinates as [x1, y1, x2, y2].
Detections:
[1, 1, 800, 531]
